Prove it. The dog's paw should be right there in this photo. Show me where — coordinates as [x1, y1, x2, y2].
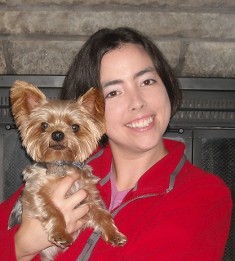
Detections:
[104, 231, 127, 247]
[49, 233, 73, 248]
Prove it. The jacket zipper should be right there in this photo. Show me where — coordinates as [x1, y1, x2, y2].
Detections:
[77, 193, 165, 261]
[111, 192, 166, 218]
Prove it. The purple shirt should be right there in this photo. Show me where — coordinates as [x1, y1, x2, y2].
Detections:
[109, 169, 131, 211]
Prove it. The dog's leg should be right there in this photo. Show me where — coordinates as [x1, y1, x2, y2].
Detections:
[23, 167, 74, 248]
[39, 190, 74, 248]
[78, 170, 127, 246]
[88, 202, 127, 246]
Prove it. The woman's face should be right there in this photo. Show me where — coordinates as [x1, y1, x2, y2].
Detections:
[100, 43, 171, 156]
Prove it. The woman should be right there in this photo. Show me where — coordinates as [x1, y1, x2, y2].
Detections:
[0, 27, 232, 261]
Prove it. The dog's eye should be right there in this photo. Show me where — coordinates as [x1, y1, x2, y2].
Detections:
[41, 122, 49, 130]
[71, 124, 80, 133]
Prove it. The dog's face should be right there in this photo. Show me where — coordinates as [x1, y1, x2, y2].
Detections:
[10, 80, 106, 163]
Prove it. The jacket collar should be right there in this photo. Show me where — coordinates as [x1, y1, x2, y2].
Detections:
[89, 139, 186, 204]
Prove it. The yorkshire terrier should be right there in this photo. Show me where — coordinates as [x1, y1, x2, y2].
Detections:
[8, 80, 127, 260]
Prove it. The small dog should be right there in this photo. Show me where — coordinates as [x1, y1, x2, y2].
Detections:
[8, 80, 127, 260]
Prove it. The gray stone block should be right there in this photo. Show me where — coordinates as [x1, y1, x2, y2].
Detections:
[0, 11, 234, 40]
[155, 40, 181, 71]
[182, 42, 235, 77]
[9, 41, 83, 74]
[0, 0, 234, 8]
[0, 43, 7, 74]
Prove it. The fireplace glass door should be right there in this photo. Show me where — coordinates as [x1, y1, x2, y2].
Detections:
[193, 128, 235, 261]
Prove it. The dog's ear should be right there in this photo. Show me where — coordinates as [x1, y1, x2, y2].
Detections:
[79, 87, 105, 119]
[10, 80, 47, 126]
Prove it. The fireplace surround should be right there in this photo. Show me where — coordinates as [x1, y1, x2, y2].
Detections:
[0, 75, 234, 260]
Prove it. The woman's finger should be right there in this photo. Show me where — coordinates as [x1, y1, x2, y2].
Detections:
[53, 174, 79, 200]
[66, 204, 90, 233]
[66, 189, 88, 209]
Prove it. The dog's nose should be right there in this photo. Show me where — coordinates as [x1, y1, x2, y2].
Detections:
[52, 131, 64, 141]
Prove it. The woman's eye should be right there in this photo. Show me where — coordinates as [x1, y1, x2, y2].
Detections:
[71, 124, 80, 133]
[41, 122, 49, 130]
[105, 90, 121, 99]
[141, 79, 156, 87]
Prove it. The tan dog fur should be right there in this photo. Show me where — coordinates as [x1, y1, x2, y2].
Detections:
[9, 80, 127, 260]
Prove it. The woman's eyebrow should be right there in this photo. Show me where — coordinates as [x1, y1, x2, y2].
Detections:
[134, 67, 156, 79]
[102, 79, 123, 88]
[102, 67, 156, 88]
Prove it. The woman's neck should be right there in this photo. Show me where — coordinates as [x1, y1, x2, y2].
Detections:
[110, 141, 168, 191]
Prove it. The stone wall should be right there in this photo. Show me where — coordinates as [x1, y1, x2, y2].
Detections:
[0, 0, 234, 77]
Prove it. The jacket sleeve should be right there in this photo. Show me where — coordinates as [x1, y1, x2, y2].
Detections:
[0, 187, 23, 260]
[125, 180, 232, 261]
[0, 188, 47, 261]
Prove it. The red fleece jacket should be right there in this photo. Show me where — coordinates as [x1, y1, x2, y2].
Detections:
[0, 139, 232, 261]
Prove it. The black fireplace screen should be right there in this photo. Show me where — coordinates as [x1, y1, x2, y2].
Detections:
[194, 133, 235, 261]
[1, 126, 31, 200]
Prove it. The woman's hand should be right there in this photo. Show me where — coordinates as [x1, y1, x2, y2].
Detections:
[14, 175, 89, 261]
[51, 175, 89, 234]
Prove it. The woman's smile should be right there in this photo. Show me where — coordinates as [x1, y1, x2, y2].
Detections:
[125, 115, 155, 131]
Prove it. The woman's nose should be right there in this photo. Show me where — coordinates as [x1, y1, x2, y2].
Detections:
[128, 90, 146, 111]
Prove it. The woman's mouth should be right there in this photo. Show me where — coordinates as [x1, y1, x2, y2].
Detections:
[125, 115, 154, 129]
